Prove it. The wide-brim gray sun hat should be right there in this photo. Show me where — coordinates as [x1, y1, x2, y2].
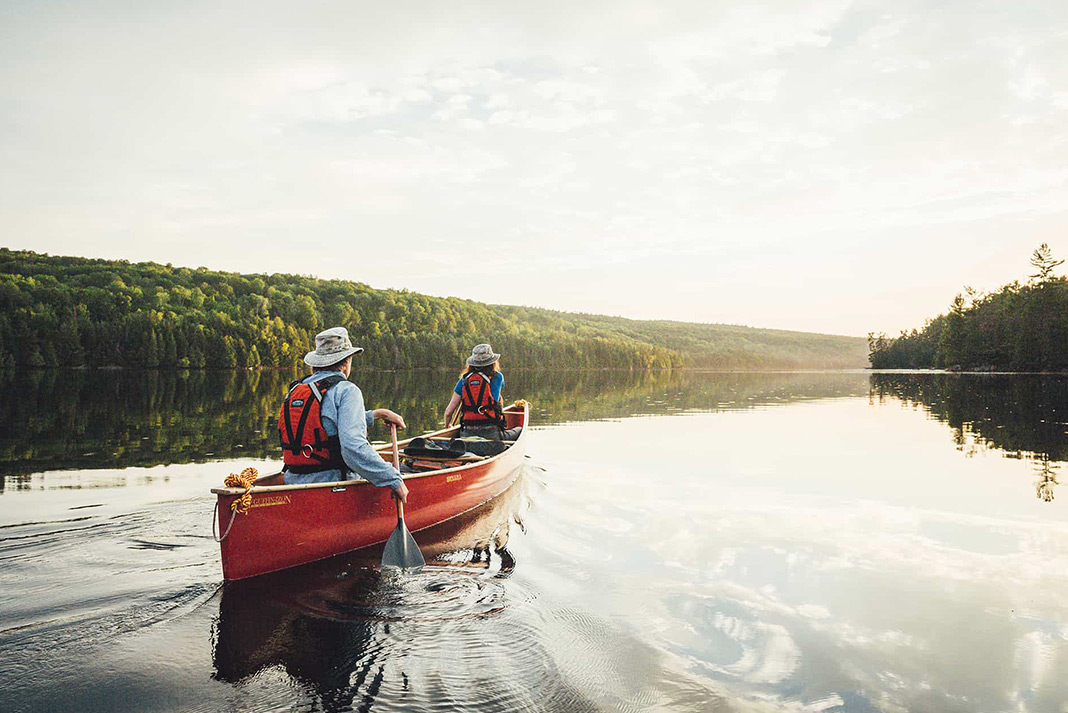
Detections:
[304, 327, 364, 367]
[467, 343, 500, 367]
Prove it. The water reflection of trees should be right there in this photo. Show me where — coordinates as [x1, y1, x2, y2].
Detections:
[0, 369, 286, 483]
[870, 374, 1066, 499]
[0, 368, 869, 484]
[1035, 457, 1059, 502]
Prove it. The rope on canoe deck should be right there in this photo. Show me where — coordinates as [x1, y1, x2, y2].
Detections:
[212, 467, 258, 543]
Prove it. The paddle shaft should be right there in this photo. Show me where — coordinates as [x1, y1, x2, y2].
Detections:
[391, 424, 403, 522]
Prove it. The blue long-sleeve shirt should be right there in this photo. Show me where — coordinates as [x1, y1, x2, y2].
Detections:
[283, 370, 403, 490]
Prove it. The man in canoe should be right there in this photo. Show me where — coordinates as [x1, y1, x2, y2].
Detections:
[278, 327, 409, 502]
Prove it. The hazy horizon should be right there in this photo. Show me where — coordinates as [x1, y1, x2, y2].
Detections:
[2, 1, 1065, 337]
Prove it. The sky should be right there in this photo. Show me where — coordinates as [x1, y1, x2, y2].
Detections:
[1, 0, 1066, 337]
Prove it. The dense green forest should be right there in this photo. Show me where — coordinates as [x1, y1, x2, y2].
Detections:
[868, 244, 1068, 371]
[0, 249, 865, 370]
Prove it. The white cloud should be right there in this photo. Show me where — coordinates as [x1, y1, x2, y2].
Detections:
[432, 93, 474, 122]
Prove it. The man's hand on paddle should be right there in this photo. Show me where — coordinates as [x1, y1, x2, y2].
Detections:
[373, 409, 406, 430]
[382, 414, 408, 504]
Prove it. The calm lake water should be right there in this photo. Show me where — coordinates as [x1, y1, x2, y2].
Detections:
[1, 369, 1066, 713]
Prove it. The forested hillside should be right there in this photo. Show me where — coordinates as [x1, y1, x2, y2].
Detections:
[869, 244, 1068, 371]
[0, 249, 866, 370]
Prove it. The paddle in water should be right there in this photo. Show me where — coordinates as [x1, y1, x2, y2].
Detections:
[381, 424, 425, 572]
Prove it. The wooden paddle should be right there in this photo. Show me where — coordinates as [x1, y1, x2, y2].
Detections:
[381, 424, 425, 572]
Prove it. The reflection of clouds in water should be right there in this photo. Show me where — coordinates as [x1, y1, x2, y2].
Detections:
[718, 616, 799, 684]
[537, 407, 1068, 711]
[654, 496, 1068, 710]
[1013, 630, 1055, 705]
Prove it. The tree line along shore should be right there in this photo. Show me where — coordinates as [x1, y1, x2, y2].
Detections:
[0, 249, 866, 371]
[868, 244, 1068, 372]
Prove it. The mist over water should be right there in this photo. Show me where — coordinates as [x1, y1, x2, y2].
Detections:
[1, 370, 1066, 712]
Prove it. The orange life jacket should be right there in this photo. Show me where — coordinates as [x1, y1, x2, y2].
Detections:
[460, 370, 504, 427]
[278, 375, 346, 473]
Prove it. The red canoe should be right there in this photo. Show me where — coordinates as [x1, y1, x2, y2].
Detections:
[212, 403, 529, 580]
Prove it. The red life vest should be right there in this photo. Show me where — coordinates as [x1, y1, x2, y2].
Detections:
[460, 370, 504, 427]
[278, 375, 346, 473]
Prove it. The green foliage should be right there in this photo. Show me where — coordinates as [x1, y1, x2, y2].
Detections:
[0, 248, 866, 371]
[870, 246, 1068, 371]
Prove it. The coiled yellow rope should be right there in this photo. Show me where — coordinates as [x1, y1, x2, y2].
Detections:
[512, 399, 529, 408]
[224, 467, 258, 515]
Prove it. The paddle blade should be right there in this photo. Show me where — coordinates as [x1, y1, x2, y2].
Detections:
[381, 521, 425, 572]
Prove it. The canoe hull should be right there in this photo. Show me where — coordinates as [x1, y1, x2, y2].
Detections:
[214, 405, 528, 581]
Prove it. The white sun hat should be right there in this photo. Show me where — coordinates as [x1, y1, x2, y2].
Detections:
[466, 343, 500, 367]
[304, 327, 364, 367]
